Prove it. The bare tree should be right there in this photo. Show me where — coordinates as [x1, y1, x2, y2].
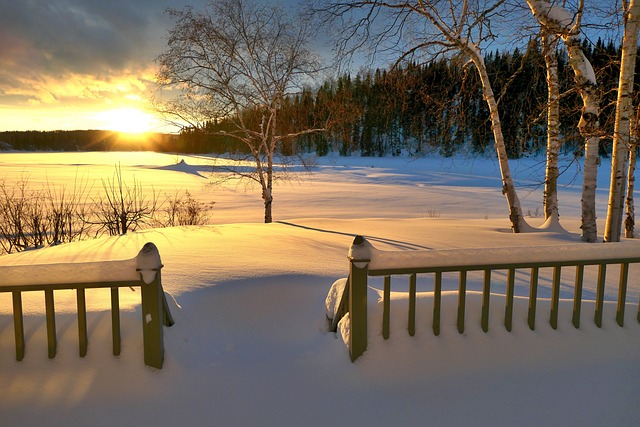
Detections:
[526, 0, 601, 242]
[311, 0, 531, 232]
[605, 0, 640, 242]
[155, 0, 325, 223]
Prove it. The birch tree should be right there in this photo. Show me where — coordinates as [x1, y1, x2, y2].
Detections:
[625, 105, 639, 237]
[312, 0, 530, 232]
[155, 0, 324, 223]
[526, 0, 601, 242]
[604, 0, 640, 242]
[542, 32, 562, 224]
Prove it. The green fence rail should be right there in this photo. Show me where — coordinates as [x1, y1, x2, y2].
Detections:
[329, 236, 640, 362]
[0, 242, 174, 369]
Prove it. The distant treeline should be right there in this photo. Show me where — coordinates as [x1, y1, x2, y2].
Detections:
[1, 38, 634, 158]
[0, 130, 177, 152]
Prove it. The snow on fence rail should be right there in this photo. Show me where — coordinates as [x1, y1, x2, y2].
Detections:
[327, 236, 640, 362]
[0, 242, 174, 368]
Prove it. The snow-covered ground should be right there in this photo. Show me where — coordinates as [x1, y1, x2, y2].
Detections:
[0, 151, 638, 426]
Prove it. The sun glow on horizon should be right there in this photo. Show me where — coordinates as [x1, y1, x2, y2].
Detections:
[94, 107, 160, 134]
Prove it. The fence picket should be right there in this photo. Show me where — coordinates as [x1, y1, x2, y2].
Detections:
[505, 269, 515, 332]
[12, 291, 24, 361]
[550, 267, 561, 330]
[77, 288, 88, 357]
[408, 274, 416, 336]
[616, 263, 629, 327]
[433, 272, 441, 336]
[528, 267, 539, 330]
[481, 269, 491, 332]
[457, 271, 467, 334]
[111, 287, 121, 356]
[383, 276, 391, 340]
[572, 265, 584, 328]
[44, 290, 56, 359]
[595, 264, 606, 328]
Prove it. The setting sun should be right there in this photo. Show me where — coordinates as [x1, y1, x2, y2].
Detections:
[95, 107, 160, 134]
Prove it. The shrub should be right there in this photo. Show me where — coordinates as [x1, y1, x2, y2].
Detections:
[159, 190, 213, 227]
[89, 164, 158, 236]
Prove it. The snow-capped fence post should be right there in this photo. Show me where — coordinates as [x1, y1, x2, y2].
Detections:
[348, 236, 371, 362]
[137, 242, 173, 369]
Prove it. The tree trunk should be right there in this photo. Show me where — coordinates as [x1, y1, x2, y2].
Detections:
[626, 144, 637, 237]
[468, 46, 529, 233]
[625, 104, 639, 237]
[543, 33, 561, 223]
[605, 0, 640, 242]
[264, 190, 273, 223]
[561, 38, 600, 242]
[565, 36, 600, 242]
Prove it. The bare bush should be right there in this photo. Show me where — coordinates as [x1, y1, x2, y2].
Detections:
[0, 178, 32, 253]
[44, 176, 91, 245]
[159, 190, 213, 227]
[89, 164, 158, 236]
[0, 176, 91, 254]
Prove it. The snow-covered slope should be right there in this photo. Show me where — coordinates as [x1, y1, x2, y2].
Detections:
[0, 152, 638, 426]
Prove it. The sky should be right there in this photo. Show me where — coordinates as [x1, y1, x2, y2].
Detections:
[0, 0, 210, 133]
[0, 0, 620, 134]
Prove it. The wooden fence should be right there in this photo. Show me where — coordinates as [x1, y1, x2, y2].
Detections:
[0, 242, 174, 369]
[328, 236, 640, 362]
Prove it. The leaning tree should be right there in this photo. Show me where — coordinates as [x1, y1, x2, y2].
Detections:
[311, 0, 531, 232]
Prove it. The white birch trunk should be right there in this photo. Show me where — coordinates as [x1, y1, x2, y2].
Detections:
[605, 0, 640, 242]
[543, 33, 561, 223]
[467, 45, 530, 233]
[566, 36, 600, 243]
[626, 144, 637, 237]
[625, 104, 639, 237]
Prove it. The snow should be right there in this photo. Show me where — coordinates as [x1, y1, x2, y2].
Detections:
[0, 151, 639, 426]
[135, 242, 163, 284]
[0, 242, 162, 287]
[527, 0, 598, 85]
[530, 1, 576, 30]
[364, 238, 640, 272]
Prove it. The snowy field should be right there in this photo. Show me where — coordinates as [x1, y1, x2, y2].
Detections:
[0, 151, 639, 426]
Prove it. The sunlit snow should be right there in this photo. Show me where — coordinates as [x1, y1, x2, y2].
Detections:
[0, 151, 638, 427]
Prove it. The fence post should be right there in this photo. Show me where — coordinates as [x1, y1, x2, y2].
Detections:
[140, 269, 165, 369]
[136, 242, 167, 369]
[348, 236, 371, 362]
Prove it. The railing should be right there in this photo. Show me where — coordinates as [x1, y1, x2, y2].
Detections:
[0, 242, 174, 369]
[328, 235, 640, 362]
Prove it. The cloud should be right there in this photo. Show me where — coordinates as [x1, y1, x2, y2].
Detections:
[0, 0, 192, 107]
